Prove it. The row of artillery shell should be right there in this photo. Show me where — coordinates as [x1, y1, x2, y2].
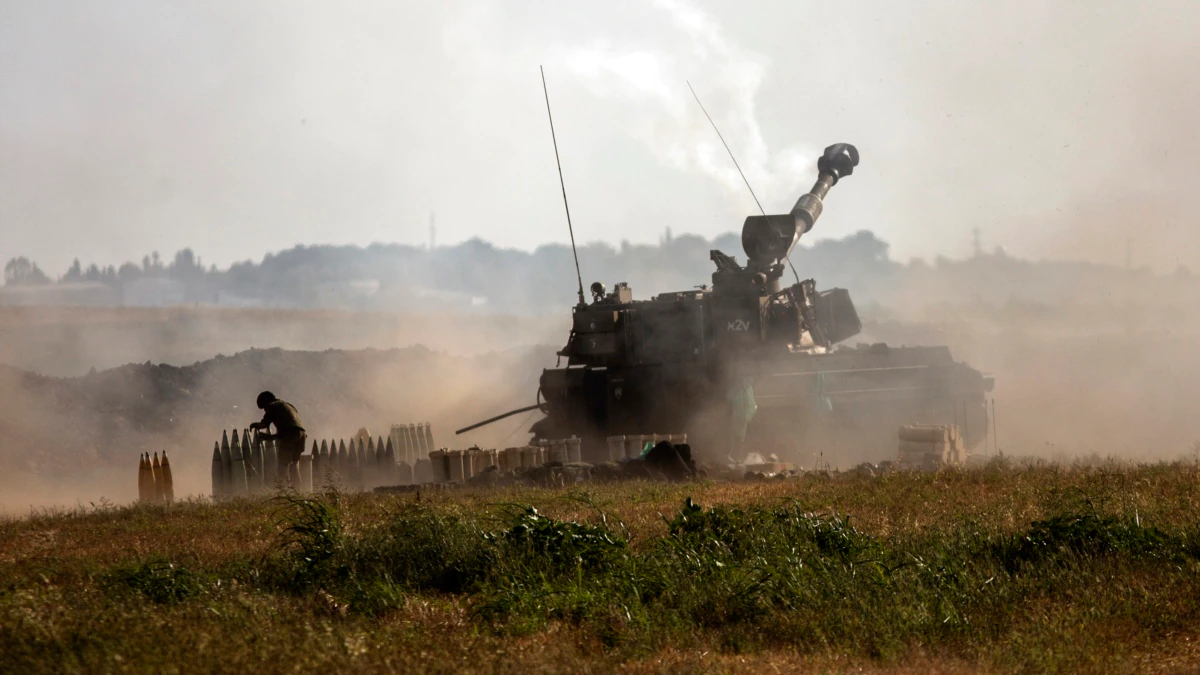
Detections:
[310, 434, 401, 490]
[606, 434, 688, 462]
[428, 435, 679, 484]
[898, 424, 960, 443]
[211, 428, 284, 498]
[898, 440, 957, 457]
[387, 422, 436, 466]
[429, 448, 497, 483]
[211, 424, 441, 498]
[897, 440, 966, 468]
[429, 441, 581, 484]
[137, 451, 175, 504]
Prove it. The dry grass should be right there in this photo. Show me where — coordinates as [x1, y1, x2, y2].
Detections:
[2, 461, 1200, 673]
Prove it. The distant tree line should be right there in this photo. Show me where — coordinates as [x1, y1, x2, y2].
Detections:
[3, 257, 52, 286]
[2, 229, 1193, 314]
[5, 249, 208, 288]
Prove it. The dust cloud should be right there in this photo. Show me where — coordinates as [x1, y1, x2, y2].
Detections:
[862, 308, 1200, 464]
[0, 306, 565, 377]
[2, 284, 1198, 514]
[2, 2, 1199, 510]
[0, 319, 562, 513]
[0, 308, 568, 515]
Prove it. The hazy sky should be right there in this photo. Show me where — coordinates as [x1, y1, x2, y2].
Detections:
[2, 0, 1197, 275]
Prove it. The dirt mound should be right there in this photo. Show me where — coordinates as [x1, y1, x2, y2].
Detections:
[0, 305, 566, 377]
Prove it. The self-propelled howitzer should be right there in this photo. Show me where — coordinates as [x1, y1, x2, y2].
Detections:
[464, 143, 994, 466]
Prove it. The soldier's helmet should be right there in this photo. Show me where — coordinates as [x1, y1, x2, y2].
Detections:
[256, 391, 277, 409]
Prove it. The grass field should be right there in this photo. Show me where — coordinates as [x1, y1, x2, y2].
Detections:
[3, 461, 1200, 673]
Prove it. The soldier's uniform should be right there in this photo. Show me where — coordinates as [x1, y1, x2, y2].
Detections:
[251, 393, 307, 486]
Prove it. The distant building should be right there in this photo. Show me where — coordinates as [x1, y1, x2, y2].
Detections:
[313, 279, 381, 308]
[121, 278, 185, 307]
[412, 287, 489, 309]
[369, 285, 489, 312]
[0, 282, 119, 307]
[213, 291, 265, 308]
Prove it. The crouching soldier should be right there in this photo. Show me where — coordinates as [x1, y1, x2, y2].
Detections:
[250, 391, 307, 488]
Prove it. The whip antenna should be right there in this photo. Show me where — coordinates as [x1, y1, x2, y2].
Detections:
[688, 81, 765, 217]
[541, 66, 586, 307]
[687, 80, 800, 283]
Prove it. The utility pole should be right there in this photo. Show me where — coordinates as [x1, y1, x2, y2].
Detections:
[429, 212, 436, 250]
[972, 226, 982, 258]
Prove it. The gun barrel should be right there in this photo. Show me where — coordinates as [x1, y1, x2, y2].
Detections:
[740, 143, 858, 270]
[790, 173, 836, 235]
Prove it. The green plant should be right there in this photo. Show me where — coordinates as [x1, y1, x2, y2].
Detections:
[995, 513, 1176, 571]
[107, 560, 200, 604]
[272, 492, 343, 589]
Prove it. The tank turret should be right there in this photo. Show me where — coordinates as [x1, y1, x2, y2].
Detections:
[740, 143, 859, 285]
[708, 143, 862, 352]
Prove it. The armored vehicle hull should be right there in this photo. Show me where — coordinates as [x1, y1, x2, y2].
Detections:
[534, 327, 992, 468]
[736, 344, 991, 465]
